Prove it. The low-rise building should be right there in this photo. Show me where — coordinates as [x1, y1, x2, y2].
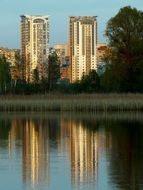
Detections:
[0, 47, 21, 80]
[0, 47, 20, 66]
[96, 43, 108, 75]
[54, 44, 69, 66]
[60, 62, 70, 81]
[97, 43, 108, 66]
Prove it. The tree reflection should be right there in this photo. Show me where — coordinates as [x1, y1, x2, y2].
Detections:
[105, 120, 143, 190]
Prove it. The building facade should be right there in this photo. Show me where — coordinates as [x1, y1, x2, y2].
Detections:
[97, 43, 108, 66]
[54, 44, 69, 66]
[54, 44, 70, 81]
[96, 43, 108, 75]
[0, 48, 21, 80]
[21, 15, 49, 82]
[0, 47, 20, 66]
[69, 16, 97, 82]
[60, 64, 70, 81]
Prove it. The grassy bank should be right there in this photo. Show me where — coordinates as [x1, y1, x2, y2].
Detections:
[0, 94, 143, 112]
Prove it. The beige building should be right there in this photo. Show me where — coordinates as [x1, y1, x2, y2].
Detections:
[0, 47, 20, 66]
[54, 44, 70, 81]
[21, 15, 49, 82]
[54, 44, 69, 66]
[0, 48, 21, 80]
[70, 16, 97, 82]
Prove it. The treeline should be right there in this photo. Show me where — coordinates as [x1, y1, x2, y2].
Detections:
[0, 55, 100, 94]
[0, 52, 61, 94]
[1, 6, 143, 94]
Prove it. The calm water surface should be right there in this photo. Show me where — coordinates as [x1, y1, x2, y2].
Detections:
[0, 113, 143, 190]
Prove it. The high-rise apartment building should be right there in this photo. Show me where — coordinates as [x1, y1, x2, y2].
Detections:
[21, 15, 49, 82]
[70, 16, 97, 82]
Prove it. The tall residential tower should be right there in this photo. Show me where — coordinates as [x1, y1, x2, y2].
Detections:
[69, 16, 97, 82]
[21, 15, 49, 82]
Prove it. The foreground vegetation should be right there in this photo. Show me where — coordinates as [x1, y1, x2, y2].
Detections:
[0, 94, 143, 112]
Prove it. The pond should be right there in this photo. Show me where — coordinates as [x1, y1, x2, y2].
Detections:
[0, 112, 143, 190]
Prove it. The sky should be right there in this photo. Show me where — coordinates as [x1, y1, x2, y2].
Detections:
[0, 0, 142, 48]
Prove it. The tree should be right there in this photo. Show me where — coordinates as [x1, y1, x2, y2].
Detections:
[72, 70, 100, 93]
[33, 68, 39, 84]
[0, 56, 11, 94]
[102, 6, 143, 92]
[80, 70, 100, 93]
[48, 52, 60, 91]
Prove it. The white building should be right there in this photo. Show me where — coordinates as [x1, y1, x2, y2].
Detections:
[21, 15, 49, 82]
[69, 16, 97, 82]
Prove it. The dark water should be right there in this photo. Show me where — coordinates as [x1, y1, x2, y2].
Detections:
[0, 113, 143, 190]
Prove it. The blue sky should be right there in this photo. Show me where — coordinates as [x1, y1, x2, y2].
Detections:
[0, 0, 142, 48]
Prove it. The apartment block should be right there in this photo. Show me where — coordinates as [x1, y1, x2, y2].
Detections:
[70, 16, 97, 82]
[21, 15, 49, 82]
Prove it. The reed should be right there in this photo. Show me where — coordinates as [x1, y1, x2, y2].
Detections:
[0, 94, 143, 112]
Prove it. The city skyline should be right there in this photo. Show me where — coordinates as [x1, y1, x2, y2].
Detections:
[0, 0, 142, 48]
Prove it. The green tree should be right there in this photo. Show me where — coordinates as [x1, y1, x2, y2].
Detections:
[80, 70, 100, 93]
[72, 70, 100, 93]
[102, 6, 143, 92]
[33, 68, 39, 84]
[48, 52, 60, 91]
[0, 56, 11, 94]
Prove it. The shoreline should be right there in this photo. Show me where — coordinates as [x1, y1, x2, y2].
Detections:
[0, 94, 143, 112]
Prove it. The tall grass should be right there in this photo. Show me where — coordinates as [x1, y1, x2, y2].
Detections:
[0, 94, 143, 112]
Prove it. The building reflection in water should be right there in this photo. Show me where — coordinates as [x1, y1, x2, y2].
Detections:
[67, 119, 99, 186]
[4, 115, 143, 190]
[7, 116, 100, 189]
[22, 119, 49, 186]
[8, 118, 50, 187]
[8, 119, 22, 157]
[59, 118, 71, 155]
